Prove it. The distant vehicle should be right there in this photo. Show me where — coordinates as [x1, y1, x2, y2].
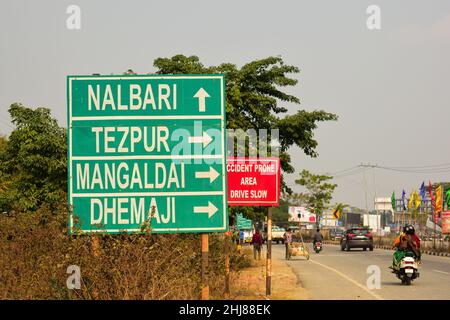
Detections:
[391, 251, 420, 285]
[314, 241, 322, 253]
[240, 229, 253, 244]
[341, 227, 373, 251]
[263, 226, 286, 244]
[329, 229, 344, 241]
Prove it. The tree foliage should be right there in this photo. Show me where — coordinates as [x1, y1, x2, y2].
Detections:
[271, 198, 291, 224]
[0, 55, 336, 218]
[295, 169, 337, 221]
[153, 54, 337, 219]
[0, 103, 67, 212]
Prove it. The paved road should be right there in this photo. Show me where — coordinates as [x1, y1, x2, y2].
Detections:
[272, 243, 450, 300]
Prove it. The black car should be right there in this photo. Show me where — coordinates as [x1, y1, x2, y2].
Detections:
[329, 229, 345, 241]
[341, 227, 373, 251]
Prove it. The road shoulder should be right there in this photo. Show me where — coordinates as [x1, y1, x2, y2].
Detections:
[231, 246, 311, 300]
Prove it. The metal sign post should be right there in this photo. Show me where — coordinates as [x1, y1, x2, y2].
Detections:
[201, 233, 209, 300]
[266, 207, 272, 297]
[224, 231, 230, 298]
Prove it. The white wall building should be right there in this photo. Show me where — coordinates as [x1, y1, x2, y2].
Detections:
[320, 212, 338, 228]
[374, 197, 394, 212]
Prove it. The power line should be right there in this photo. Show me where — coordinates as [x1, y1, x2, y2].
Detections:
[331, 166, 368, 178]
[329, 166, 361, 175]
[376, 165, 450, 174]
[382, 162, 450, 169]
[356, 163, 450, 174]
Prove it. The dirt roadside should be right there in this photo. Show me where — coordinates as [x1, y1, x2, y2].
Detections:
[230, 246, 311, 300]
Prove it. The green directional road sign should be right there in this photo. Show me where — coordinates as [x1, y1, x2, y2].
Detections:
[67, 74, 227, 234]
[236, 213, 253, 230]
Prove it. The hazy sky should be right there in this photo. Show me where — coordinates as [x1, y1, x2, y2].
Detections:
[1, 0, 449, 209]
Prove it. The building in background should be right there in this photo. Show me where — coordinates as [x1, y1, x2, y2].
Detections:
[372, 197, 395, 235]
[320, 211, 339, 228]
[288, 206, 317, 229]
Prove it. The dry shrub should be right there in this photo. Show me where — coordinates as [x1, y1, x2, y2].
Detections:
[0, 202, 250, 300]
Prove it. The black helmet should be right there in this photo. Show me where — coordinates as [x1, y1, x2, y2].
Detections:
[403, 224, 415, 235]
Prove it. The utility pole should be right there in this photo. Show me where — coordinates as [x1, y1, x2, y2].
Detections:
[201, 233, 209, 300]
[266, 207, 272, 297]
[359, 163, 378, 233]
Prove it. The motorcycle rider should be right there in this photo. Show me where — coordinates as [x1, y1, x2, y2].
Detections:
[313, 228, 324, 250]
[392, 224, 421, 269]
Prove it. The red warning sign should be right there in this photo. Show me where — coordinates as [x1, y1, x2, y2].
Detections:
[442, 211, 450, 234]
[227, 157, 280, 206]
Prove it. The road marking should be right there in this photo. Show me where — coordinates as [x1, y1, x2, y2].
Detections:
[433, 269, 450, 275]
[308, 259, 384, 300]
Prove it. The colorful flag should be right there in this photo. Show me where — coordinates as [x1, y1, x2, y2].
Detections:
[408, 191, 414, 210]
[420, 182, 426, 201]
[414, 191, 421, 209]
[429, 181, 436, 208]
[391, 191, 396, 211]
[436, 185, 442, 213]
[446, 189, 450, 208]
[401, 190, 407, 210]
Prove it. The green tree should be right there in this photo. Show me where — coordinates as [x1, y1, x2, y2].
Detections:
[153, 55, 337, 190]
[0, 135, 7, 152]
[272, 198, 290, 225]
[0, 103, 67, 212]
[152, 54, 338, 220]
[284, 193, 307, 206]
[295, 169, 337, 224]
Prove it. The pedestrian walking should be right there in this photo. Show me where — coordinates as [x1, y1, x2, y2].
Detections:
[251, 229, 263, 260]
[284, 228, 293, 259]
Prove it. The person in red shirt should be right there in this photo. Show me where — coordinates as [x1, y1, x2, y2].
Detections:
[251, 229, 263, 260]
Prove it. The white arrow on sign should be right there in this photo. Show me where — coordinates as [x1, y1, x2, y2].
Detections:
[194, 88, 210, 112]
[188, 131, 213, 147]
[195, 167, 220, 183]
[194, 201, 218, 219]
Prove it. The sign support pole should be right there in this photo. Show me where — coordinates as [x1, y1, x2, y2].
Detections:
[224, 232, 230, 298]
[201, 233, 209, 300]
[434, 213, 437, 250]
[92, 235, 100, 257]
[91, 235, 100, 299]
[266, 207, 272, 297]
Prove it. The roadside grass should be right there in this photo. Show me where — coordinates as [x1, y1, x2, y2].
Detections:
[0, 202, 251, 300]
[231, 245, 310, 300]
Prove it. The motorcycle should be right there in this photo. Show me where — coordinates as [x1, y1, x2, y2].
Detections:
[392, 251, 419, 285]
[314, 241, 322, 253]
